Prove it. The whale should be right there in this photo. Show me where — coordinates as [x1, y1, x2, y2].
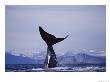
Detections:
[39, 26, 68, 68]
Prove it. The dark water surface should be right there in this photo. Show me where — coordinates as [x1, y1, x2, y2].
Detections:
[5, 64, 106, 72]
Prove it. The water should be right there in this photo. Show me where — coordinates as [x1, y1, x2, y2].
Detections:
[5, 64, 106, 72]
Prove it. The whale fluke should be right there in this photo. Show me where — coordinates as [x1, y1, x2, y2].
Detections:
[39, 26, 68, 46]
[39, 26, 68, 68]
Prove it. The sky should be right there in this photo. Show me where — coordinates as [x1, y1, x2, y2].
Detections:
[5, 5, 106, 55]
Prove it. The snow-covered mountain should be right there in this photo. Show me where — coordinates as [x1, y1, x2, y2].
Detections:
[32, 51, 46, 60]
[5, 52, 36, 64]
[5, 51, 45, 64]
[5, 50, 106, 65]
[58, 52, 106, 65]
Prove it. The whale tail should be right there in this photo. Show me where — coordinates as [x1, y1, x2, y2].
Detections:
[55, 35, 69, 44]
[39, 26, 68, 68]
[39, 26, 68, 46]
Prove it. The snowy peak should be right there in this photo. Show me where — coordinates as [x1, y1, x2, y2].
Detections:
[5, 50, 106, 65]
[58, 52, 106, 65]
[32, 51, 46, 59]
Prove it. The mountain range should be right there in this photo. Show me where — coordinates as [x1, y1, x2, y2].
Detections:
[5, 51, 106, 66]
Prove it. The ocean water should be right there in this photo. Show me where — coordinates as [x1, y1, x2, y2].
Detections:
[5, 64, 106, 72]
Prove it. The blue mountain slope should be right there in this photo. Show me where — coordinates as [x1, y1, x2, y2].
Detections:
[5, 52, 37, 64]
[58, 53, 106, 65]
[5, 51, 106, 65]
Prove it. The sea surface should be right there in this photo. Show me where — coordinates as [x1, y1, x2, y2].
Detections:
[5, 64, 106, 72]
